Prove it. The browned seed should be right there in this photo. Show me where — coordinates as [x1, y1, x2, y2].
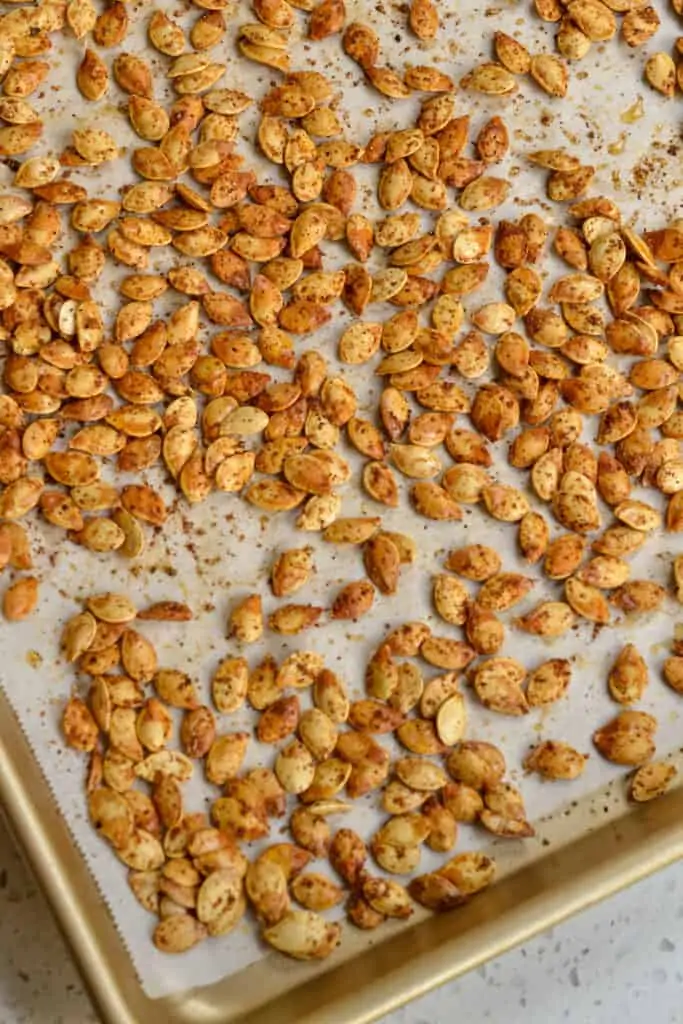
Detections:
[3, 576, 38, 621]
[630, 762, 676, 802]
[524, 741, 588, 781]
[608, 644, 648, 705]
[526, 659, 572, 707]
[331, 580, 375, 620]
[593, 710, 657, 766]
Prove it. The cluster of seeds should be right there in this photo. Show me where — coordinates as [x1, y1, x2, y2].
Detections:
[62, 594, 506, 956]
[527, 0, 683, 98]
[531, 0, 659, 57]
[60, 581, 681, 959]
[0, 0, 681, 969]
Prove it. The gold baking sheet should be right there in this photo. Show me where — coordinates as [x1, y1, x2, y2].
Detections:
[1, 0, 683, 1016]
[2, 685, 682, 1024]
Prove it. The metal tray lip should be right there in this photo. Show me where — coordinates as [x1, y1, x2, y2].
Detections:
[0, 690, 139, 1024]
[2, 689, 683, 1024]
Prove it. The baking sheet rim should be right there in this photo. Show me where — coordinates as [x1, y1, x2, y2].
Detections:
[1, 689, 683, 1024]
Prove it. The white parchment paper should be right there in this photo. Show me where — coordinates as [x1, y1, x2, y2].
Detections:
[2, 0, 683, 999]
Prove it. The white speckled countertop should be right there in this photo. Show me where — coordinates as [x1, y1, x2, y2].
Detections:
[1, 813, 681, 1023]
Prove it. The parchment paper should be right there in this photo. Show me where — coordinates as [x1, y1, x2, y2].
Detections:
[1, 0, 683, 999]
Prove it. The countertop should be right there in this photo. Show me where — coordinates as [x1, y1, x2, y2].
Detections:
[1, 813, 681, 1024]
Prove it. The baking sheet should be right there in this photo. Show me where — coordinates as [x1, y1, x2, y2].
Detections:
[1, 0, 683, 1003]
